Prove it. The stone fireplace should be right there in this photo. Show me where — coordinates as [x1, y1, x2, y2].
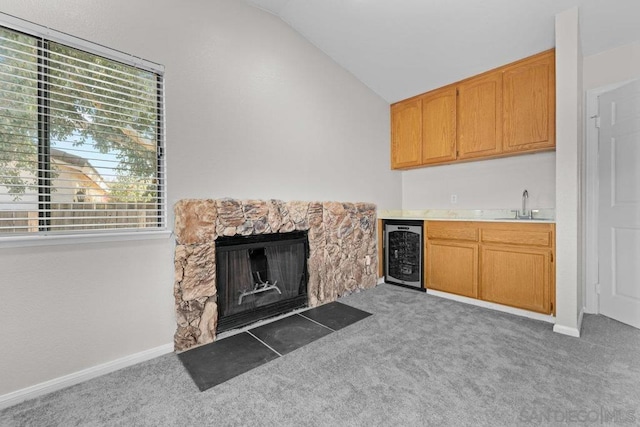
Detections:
[173, 198, 378, 351]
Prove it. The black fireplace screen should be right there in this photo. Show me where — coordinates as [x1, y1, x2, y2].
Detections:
[215, 231, 308, 332]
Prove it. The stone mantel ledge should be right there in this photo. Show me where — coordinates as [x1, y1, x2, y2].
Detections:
[173, 198, 378, 351]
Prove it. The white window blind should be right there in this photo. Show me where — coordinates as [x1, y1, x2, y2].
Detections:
[0, 18, 165, 236]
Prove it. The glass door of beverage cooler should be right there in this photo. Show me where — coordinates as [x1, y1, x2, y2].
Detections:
[384, 221, 423, 289]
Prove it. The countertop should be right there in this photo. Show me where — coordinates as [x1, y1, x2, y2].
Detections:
[377, 209, 555, 223]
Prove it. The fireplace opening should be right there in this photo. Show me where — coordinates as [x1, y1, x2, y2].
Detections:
[215, 231, 309, 333]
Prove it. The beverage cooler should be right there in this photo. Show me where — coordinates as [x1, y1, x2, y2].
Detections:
[383, 219, 424, 291]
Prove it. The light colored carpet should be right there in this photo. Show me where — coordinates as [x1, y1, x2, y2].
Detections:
[2, 284, 639, 426]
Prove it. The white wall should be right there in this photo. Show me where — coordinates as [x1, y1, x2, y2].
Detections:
[553, 7, 583, 337]
[584, 40, 640, 91]
[402, 152, 556, 210]
[0, 239, 174, 396]
[0, 0, 400, 398]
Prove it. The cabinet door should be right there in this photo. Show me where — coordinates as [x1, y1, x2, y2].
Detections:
[457, 71, 503, 159]
[426, 241, 478, 298]
[421, 87, 457, 164]
[480, 245, 551, 314]
[391, 98, 422, 169]
[502, 50, 555, 153]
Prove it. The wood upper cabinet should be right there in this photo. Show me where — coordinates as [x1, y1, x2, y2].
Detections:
[426, 221, 479, 298]
[391, 98, 422, 168]
[390, 49, 555, 170]
[457, 71, 503, 159]
[421, 86, 457, 164]
[390, 87, 456, 169]
[502, 50, 555, 153]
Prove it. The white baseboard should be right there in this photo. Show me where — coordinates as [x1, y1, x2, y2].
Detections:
[377, 277, 385, 285]
[426, 289, 556, 324]
[0, 343, 174, 411]
[552, 308, 584, 338]
[553, 323, 581, 337]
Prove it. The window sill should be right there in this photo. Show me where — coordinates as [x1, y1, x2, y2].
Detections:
[0, 229, 173, 249]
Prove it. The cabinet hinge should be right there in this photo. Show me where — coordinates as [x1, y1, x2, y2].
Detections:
[550, 252, 553, 262]
[594, 115, 601, 128]
[596, 283, 601, 295]
[550, 301, 553, 312]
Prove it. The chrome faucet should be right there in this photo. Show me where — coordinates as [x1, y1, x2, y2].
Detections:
[519, 189, 532, 219]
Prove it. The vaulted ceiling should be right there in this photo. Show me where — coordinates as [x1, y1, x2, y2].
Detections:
[245, 0, 640, 102]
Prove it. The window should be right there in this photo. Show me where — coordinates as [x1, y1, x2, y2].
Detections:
[0, 16, 165, 236]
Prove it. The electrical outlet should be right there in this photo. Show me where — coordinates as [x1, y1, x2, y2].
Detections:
[450, 194, 458, 204]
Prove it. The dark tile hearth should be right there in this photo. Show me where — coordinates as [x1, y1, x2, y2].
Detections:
[178, 301, 372, 391]
[177, 332, 279, 391]
[250, 314, 333, 356]
[301, 301, 372, 331]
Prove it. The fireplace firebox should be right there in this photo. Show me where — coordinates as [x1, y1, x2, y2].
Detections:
[215, 231, 309, 332]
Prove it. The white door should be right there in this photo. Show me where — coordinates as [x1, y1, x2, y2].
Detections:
[598, 79, 640, 329]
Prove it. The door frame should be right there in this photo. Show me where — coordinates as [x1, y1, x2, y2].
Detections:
[584, 79, 638, 314]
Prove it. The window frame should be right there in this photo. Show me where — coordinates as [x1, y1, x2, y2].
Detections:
[0, 12, 167, 244]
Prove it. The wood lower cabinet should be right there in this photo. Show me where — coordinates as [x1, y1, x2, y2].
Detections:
[424, 221, 555, 314]
[425, 221, 478, 298]
[427, 241, 478, 298]
[480, 245, 551, 313]
[479, 222, 554, 314]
